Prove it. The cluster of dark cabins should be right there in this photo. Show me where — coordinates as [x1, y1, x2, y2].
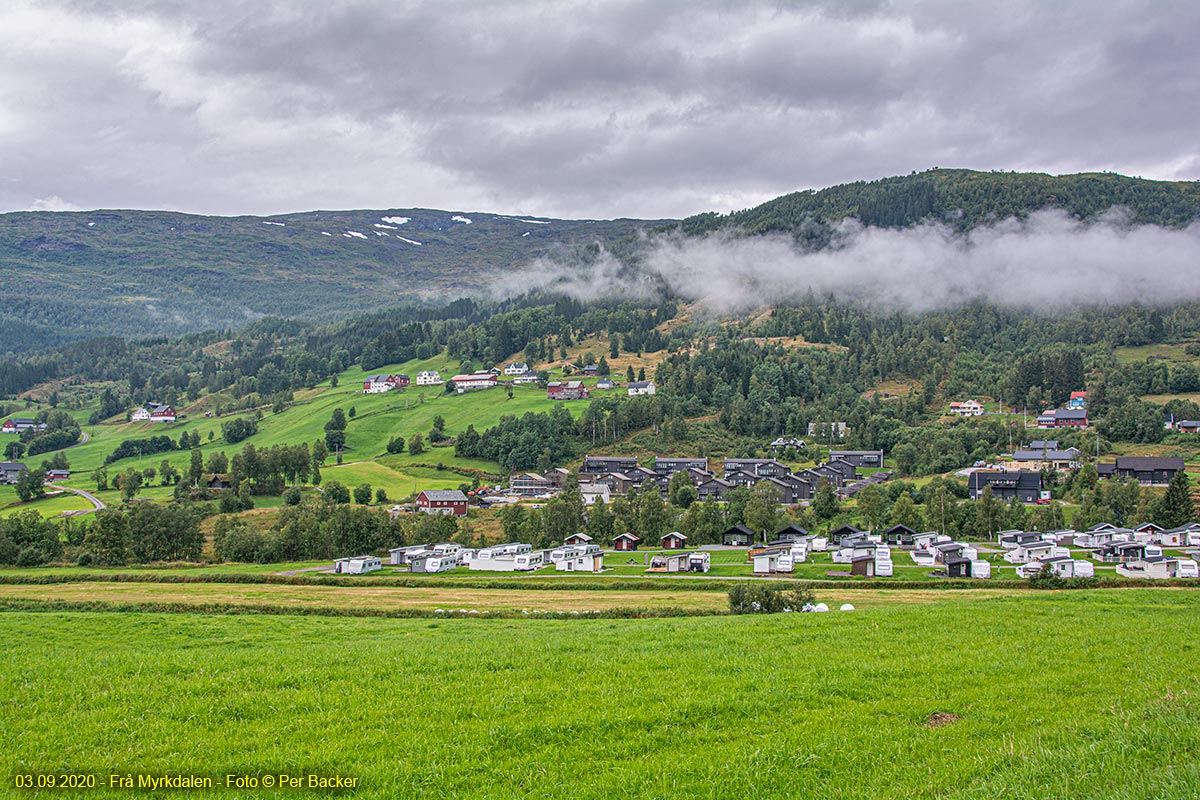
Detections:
[507, 451, 888, 504]
[968, 456, 1187, 503]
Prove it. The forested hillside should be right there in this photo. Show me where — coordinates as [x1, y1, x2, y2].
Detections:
[0, 208, 660, 352]
[680, 169, 1200, 238]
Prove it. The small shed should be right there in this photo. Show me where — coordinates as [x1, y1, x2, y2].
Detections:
[563, 532, 594, 547]
[850, 555, 877, 577]
[945, 556, 972, 578]
[612, 532, 642, 551]
[661, 531, 688, 550]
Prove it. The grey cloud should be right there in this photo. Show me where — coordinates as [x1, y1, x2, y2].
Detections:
[0, 0, 1197, 218]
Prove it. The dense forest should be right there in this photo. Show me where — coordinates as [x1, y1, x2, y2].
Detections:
[680, 169, 1200, 238]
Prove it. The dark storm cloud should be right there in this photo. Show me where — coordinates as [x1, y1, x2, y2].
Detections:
[0, 0, 1197, 217]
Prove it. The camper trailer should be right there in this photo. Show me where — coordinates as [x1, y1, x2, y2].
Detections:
[333, 556, 382, 575]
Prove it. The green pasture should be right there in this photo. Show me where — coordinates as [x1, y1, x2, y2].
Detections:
[3, 591, 1200, 798]
[21, 352, 595, 506]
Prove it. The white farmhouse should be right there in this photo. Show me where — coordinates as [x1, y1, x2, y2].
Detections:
[627, 381, 656, 396]
[416, 370, 444, 386]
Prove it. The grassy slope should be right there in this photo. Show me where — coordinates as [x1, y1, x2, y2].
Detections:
[25, 353, 597, 507]
[3, 591, 1199, 798]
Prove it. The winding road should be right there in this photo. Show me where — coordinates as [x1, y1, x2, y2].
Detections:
[47, 483, 106, 515]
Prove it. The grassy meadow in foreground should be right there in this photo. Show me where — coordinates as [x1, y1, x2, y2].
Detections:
[3, 590, 1200, 799]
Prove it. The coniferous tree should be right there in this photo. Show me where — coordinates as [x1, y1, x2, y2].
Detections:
[1157, 469, 1195, 528]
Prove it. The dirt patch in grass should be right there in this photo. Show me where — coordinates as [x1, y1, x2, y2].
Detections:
[926, 712, 960, 728]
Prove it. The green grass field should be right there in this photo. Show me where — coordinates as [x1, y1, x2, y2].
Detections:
[3, 590, 1199, 798]
[0, 486, 94, 519]
[23, 352, 600, 507]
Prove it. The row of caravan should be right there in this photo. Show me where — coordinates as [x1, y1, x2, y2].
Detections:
[386, 542, 606, 573]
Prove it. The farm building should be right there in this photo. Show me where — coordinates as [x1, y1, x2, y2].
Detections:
[547, 381, 589, 400]
[416, 490, 469, 517]
[627, 381, 656, 396]
[595, 378, 616, 390]
[131, 404, 176, 423]
[362, 374, 409, 393]
[44, 469, 69, 481]
[512, 371, 541, 384]
[0, 462, 29, 484]
[612, 533, 641, 551]
[504, 362, 530, 376]
[1067, 391, 1089, 410]
[1, 418, 47, 434]
[415, 370, 444, 385]
[660, 531, 687, 549]
[451, 373, 499, 392]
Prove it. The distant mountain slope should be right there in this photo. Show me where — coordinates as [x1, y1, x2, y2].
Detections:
[681, 169, 1200, 237]
[0, 208, 664, 353]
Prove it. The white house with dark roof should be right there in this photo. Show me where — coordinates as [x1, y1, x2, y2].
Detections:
[504, 362, 530, 376]
[627, 381, 656, 396]
[416, 370, 444, 386]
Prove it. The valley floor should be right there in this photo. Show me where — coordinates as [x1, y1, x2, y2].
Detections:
[2, 590, 1199, 798]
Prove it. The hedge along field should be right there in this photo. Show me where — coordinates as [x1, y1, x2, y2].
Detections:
[3, 591, 1200, 799]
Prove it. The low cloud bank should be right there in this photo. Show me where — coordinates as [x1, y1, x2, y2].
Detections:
[498, 209, 1200, 311]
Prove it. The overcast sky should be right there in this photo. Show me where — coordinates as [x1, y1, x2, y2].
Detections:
[1, 0, 1197, 219]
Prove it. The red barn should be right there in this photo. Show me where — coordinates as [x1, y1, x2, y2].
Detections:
[415, 489, 468, 517]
